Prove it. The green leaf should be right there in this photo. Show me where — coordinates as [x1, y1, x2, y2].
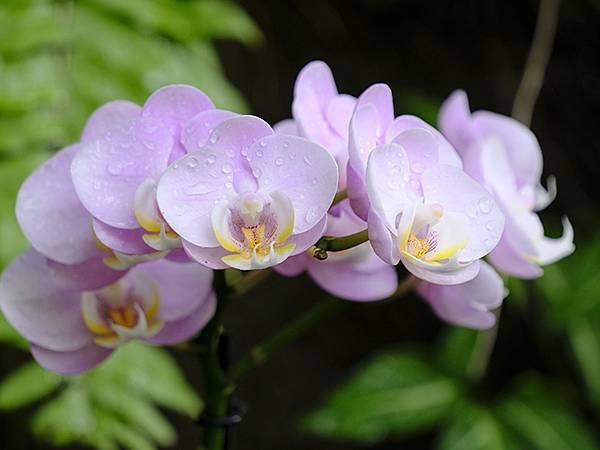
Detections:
[90, 384, 176, 446]
[0, 362, 62, 410]
[303, 350, 459, 443]
[88, 341, 203, 417]
[568, 318, 600, 412]
[31, 384, 96, 446]
[497, 375, 599, 450]
[438, 403, 521, 450]
[27, 342, 201, 450]
[436, 328, 479, 379]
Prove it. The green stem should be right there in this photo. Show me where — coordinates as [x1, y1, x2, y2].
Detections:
[466, 309, 501, 382]
[198, 270, 230, 450]
[332, 189, 348, 206]
[230, 275, 417, 383]
[230, 297, 344, 383]
[312, 229, 369, 259]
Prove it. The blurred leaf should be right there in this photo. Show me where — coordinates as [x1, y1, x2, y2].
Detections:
[14, 342, 202, 450]
[0, 362, 62, 410]
[438, 403, 520, 450]
[497, 375, 598, 450]
[303, 350, 459, 443]
[535, 233, 600, 412]
[436, 328, 479, 379]
[399, 92, 440, 125]
[89, 341, 203, 417]
[31, 384, 95, 446]
[0, 0, 255, 162]
[568, 318, 600, 411]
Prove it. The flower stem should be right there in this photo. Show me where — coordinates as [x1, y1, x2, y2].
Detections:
[312, 229, 369, 259]
[332, 188, 348, 206]
[229, 275, 417, 384]
[199, 270, 231, 450]
[512, 0, 561, 126]
[230, 297, 344, 383]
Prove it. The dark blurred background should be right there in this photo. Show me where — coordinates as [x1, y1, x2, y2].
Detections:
[1, 1, 599, 449]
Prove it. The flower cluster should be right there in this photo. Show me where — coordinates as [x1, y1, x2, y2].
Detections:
[0, 61, 574, 374]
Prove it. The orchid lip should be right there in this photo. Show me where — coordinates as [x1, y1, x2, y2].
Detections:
[399, 202, 469, 269]
[81, 278, 164, 349]
[212, 191, 297, 270]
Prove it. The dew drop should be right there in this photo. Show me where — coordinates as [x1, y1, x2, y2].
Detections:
[303, 155, 313, 166]
[282, 141, 289, 148]
[205, 154, 217, 165]
[225, 181, 233, 189]
[209, 134, 219, 144]
[259, 140, 268, 148]
[289, 152, 296, 160]
[478, 197, 492, 214]
[486, 220, 498, 231]
[409, 179, 421, 191]
[172, 162, 179, 170]
[390, 165, 402, 176]
[187, 157, 199, 169]
[305, 206, 319, 223]
[256, 149, 264, 158]
[466, 204, 478, 218]
[222, 163, 233, 174]
[275, 157, 284, 167]
[411, 162, 424, 174]
[252, 167, 262, 178]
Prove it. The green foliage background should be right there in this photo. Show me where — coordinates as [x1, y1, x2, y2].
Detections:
[0, 1, 259, 449]
[0, 1, 599, 450]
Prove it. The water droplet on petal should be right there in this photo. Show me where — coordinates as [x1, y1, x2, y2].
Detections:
[256, 149, 264, 157]
[205, 154, 217, 165]
[222, 163, 233, 174]
[486, 220, 498, 231]
[252, 167, 262, 178]
[411, 162, 424, 174]
[466, 204, 478, 218]
[289, 152, 296, 160]
[259, 140, 268, 148]
[409, 179, 420, 191]
[478, 197, 492, 214]
[391, 165, 402, 176]
[209, 134, 219, 144]
[303, 155, 313, 166]
[187, 157, 199, 169]
[282, 141, 289, 148]
[305, 206, 319, 223]
[275, 157, 284, 167]
[225, 181, 233, 189]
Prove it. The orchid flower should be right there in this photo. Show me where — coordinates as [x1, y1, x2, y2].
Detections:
[69, 85, 237, 269]
[417, 261, 506, 329]
[156, 115, 339, 270]
[276, 200, 397, 301]
[0, 250, 214, 374]
[439, 90, 574, 278]
[276, 61, 356, 189]
[347, 83, 463, 220]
